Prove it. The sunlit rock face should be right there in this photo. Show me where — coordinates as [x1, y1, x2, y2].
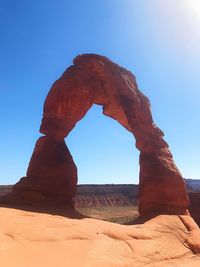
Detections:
[14, 137, 77, 197]
[12, 54, 189, 214]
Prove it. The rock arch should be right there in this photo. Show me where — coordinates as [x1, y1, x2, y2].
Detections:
[13, 54, 189, 215]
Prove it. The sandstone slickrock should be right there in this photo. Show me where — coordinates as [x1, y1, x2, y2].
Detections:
[0, 208, 200, 266]
[10, 54, 189, 214]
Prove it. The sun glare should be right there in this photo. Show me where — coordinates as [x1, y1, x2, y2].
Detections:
[186, 0, 200, 21]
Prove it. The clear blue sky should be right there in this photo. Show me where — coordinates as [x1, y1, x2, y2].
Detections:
[0, 0, 200, 185]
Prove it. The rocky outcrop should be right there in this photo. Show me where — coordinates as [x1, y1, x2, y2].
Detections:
[188, 192, 200, 227]
[14, 137, 77, 197]
[7, 54, 188, 215]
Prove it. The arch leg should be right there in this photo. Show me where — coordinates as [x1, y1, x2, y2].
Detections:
[13, 136, 77, 206]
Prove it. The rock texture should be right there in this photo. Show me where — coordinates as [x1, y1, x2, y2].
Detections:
[188, 192, 200, 227]
[15, 137, 77, 197]
[10, 54, 188, 214]
[0, 208, 200, 267]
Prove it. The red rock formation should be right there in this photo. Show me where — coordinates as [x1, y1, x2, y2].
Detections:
[12, 54, 189, 214]
[188, 192, 200, 226]
[14, 137, 77, 197]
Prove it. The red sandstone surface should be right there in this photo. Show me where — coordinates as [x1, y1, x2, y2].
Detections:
[188, 192, 200, 227]
[0, 208, 200, 267]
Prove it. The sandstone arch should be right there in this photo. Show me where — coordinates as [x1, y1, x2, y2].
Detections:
[13, 54, 189, 215]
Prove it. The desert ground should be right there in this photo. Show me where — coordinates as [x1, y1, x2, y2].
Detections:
[1, 185, 200, 266]
[1, 207, 200, 267]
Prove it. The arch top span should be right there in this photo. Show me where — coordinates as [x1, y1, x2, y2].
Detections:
[12, 54, 189, 215]
[40, 54, 153, 140]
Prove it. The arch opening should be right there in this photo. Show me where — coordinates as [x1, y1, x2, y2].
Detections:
[67, 104, 140, 185]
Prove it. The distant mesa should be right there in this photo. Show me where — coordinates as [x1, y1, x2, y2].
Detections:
[0, 54, 189, 215]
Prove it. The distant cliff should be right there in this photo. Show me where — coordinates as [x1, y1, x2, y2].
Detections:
[184, 179, 200, 192]
[0, 179, 199, 209]
[75, 184, 138, 208]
